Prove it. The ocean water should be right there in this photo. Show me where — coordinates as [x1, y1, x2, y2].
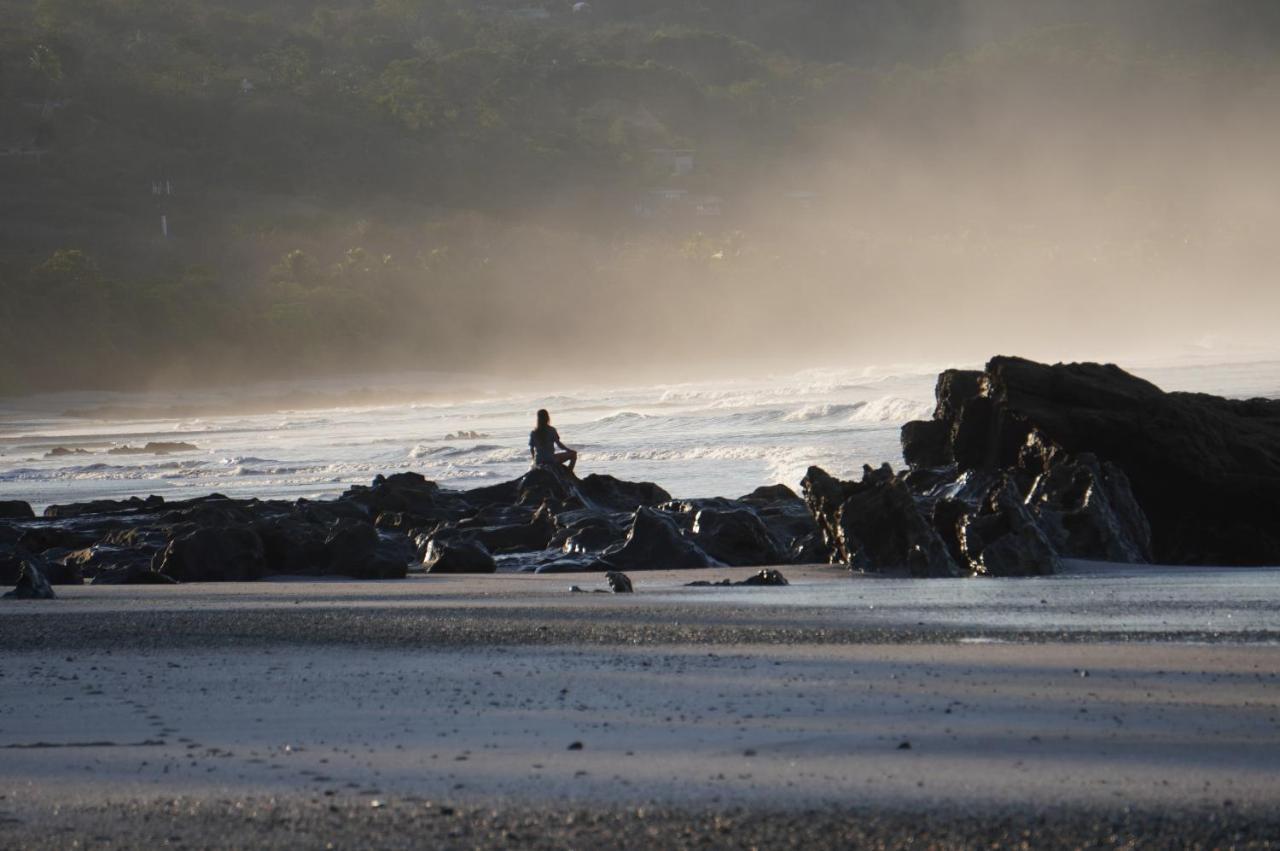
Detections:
[2, 357, 1278, 513]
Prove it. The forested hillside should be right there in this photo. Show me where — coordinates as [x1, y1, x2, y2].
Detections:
[3, 1, 1279, 393]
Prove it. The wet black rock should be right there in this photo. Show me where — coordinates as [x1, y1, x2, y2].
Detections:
[322, 519, 410, 579]
[595, 507, 723, 572]
[0, 501, 35, 520]
[423, 538, 497, 574]
[576, 474, 672, 513]
[900, 356, 1280, 565]
[1023, 451, 1152, 563]
[802, 464, 961, 577]
[44, 495, 165, 519]
[3, 559, 56, 599]
[690, 508, 782, 567]
[686, 568, 790, 587]
[156, 526, 267, 582]
[605, 571, 633, 593]
[740, 568, 789, 586]
[957, 479, 1061, 577]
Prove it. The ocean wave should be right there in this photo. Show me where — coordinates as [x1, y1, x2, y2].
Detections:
[780, 403, 864, 423]
[846, 397, 933, 423]
[409, 443, 505, 459]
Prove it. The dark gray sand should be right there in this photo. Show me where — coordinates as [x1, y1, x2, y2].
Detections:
[2, 564, 1278, 848]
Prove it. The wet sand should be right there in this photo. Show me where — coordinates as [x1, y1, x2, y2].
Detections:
[2, 562, 1279, 848]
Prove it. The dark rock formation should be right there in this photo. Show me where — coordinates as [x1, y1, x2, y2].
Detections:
[3, 559, 56, 599]
[595, 507, 722, 572]
[691, 507, 782, 567]
[0, 501, 34, 520]
[957, 479, 1061, 577]
[605, 571, 633, 593]
[422, 538, 497, 574]
[156, 527, 267, 582]
[686, 568, 790, 587]
[44, 495, 165, 519]
[576, 474, 672, 513]
[107, 441, 199, 455]
[901, 356, 1279, 565]
[740, 568, 789, 586]
[802, 464, 961, 577]
[322, 520, 409, 579]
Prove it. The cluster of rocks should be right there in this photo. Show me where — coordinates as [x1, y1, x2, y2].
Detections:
[45, 441, 199, 458]
[0, 465, 822, 590]
[803, 355, 1280, 576]
[6, 356, 1276, 593]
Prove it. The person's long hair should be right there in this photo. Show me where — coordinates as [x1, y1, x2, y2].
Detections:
[534, 409, 552, 441]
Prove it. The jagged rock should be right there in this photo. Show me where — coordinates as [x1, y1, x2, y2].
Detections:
[254, 515, 328, 575]
[1024, 452, 1152, 563]
[596, 507, 722, 572]
[605, 571, 633, 593]
[18, 525, 102, 553]
[740, 568, 789, 586]
[322, 519, 409, 579]
[3, 559, 55, 599]
[691, 508, 782, 567]
[61, 545, 152, 580]
[958, 479, 1061, 577]
[341, 472, 456, 521]
[900, 356, 1280, 565]
[801, 464, 961, 577]
[552, 513, 628, 555]
[464, 506, 557, 555]
[0, 501, 34, 520]
[156, 526, 266, 582]
[423, 538, 497, 574]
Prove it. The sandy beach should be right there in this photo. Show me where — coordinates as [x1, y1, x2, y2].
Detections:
[2, 562, 1278, 848]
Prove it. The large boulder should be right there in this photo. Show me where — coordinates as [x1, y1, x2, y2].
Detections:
[596, 507, 722, 572]
[0, 501, 34, 520]
[900, 356, 1280, 565]
[44, 495, 165, 519]
[1023, 451, 1152, 563]
[321, 519, 409, 579]
[691, 508, 782, 567]
[576, 474, 672, 513]
[156, 527, 266, 582]
[3, 559, 55, 599]
[957, 479, 1061, 577]
[801, 464, 961, 577]
[422, 538, 497, 574]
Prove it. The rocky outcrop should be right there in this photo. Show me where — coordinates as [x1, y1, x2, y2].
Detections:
[422, 538, 497, 574]
[594, 507, 723, 572]
[901, 356, 1278, 565]
[808, 355, 1275, 575]
[690, 508, 782, 567]
[3, 559, 55, 600]
[156, 527, 267, 582]
[802, 465, 961, 577]
[0, 501, 34, 520]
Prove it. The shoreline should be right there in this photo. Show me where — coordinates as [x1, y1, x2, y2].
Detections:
[4, 565, 1278, 847]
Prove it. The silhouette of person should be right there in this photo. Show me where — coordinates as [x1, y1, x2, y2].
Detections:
[529, 408, 577, 473]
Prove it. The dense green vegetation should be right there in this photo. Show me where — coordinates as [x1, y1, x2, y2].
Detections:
[3, 1, 1279, 393]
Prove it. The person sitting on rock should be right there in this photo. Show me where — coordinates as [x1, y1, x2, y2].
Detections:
[529, 408, 577, 474]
